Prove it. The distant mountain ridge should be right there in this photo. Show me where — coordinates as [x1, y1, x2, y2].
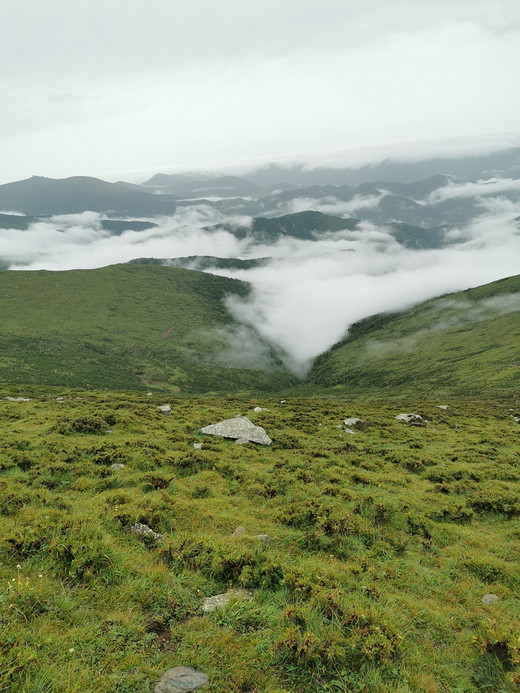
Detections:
[0, 176, 177, 216]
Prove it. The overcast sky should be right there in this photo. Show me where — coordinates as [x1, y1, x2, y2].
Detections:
[2, 0, 520, 184]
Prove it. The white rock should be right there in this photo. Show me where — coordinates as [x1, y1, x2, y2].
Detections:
[395, 413, 423, 423]
[436, 405, 448, 410]
[201, 416, 271, 445]
[157, 405, 172, 415]
[253, 406, 269, 413]
[344, 418, 363, 426]
[344, 428, 356, 435]
[193, 443, 203, 450]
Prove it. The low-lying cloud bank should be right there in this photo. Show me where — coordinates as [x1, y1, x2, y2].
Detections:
[1, 194, 520, 375]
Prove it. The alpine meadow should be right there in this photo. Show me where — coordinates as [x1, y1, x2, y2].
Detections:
[1, 140, 520, 693]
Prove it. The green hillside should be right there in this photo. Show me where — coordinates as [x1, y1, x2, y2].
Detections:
[252, 211, 359, 242]
[308, 274, 520, 398]
[0, 264, 294, 393]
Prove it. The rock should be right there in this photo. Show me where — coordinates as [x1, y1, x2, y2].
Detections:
[235, 437, 250, 445]
[481, 593, 499, 605]
[110, 463, 125, 470]
[154, 666, 209, 692]
[147, 392, 153, 397]
[193, 443, 203, 450]
[202, 589, 253, 613]
[231, 526, 246, 536]
[4, 396, 31, 402]
[157, 405, 172, 415]
[254, 534, 272, 543]
[56, 397, 65, 401]
[344, 418, 363, 426]
[253, 406, 269, 413]
[201, 416, 271, 445]
[280, 400, 286, 403]
[395, 413, 423, 423]
[130, 522, 164, 543]
[344, 428, 356, 435]
[436, 405, 448, 410]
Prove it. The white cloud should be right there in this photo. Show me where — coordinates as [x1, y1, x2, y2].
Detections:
[427, 178, 520, 204]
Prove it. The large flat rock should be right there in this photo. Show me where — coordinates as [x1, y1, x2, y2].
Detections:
[201, 416, 271, 445]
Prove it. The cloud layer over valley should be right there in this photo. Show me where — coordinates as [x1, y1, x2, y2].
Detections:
[3, 175, 520, 376]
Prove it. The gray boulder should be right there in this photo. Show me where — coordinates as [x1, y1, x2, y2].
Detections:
[201, 416, 271, 445]
[157, 405, 172, 415]
[154, 666, 209, 692]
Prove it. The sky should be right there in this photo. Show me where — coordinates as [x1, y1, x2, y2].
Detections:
[2, 0, 520, 184]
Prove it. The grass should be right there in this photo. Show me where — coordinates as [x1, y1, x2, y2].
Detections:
[1, 387, 519, 691]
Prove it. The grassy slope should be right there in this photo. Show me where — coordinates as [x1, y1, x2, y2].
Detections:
[0, 264, 294, 394]
[308, 274, 520, 398]
[0, 390, 519, 691]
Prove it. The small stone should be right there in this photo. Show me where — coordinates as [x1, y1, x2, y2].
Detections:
[280, 400, 286, 403]
[56, 397, 65, 401]
[436, 405, 448, 410]
[254, 534, 272, 543]
[193, 443, 203, 450]
[253, 406, 269, 413]
[344, 418, 363, 426]
[157, 405, 172, 415]
[395, 413, 423, 423]
[344, 428, 356, 435]
[235, 437, 250, 445]
[130, 522, 164, 543]
[4, 396, 31, 402]
[481, 593, 499, 605]
[154, 666, 209, 692]
[202, 589, 253, 613]
[231, 526, 246, 536]
[110, 463, 125, 470]
[147, 392, 153, 397]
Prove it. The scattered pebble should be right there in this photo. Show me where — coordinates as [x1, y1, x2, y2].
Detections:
[130, 523, 164, 543]
[202, 589, 253, 613]
[154, 666, 209, 692]
[254, 534, 272, 543]
[481, 593, 499, 605]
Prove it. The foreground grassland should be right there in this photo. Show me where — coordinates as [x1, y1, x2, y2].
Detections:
[1, 389, 519, 692]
